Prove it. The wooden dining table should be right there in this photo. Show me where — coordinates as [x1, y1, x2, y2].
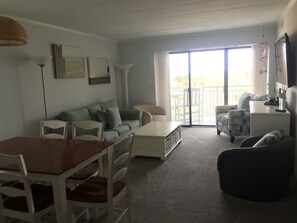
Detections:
[0, 136, 113, 223]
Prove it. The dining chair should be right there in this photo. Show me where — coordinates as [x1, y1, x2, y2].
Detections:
[67, 133, 134, 223]
[0, 153, 54, 223]
[68, 121, 105, 186]
[40, 120, 68, 139]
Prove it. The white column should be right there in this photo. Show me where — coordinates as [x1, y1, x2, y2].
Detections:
[115, 64, 134, 109]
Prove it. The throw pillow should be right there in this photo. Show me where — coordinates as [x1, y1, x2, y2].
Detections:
[96, 110, 108, 129]
[253, 130, 284, 147]
[105, 107, 122, 129]
[237, 92, 251, 109]
[100, 99, 119, 112]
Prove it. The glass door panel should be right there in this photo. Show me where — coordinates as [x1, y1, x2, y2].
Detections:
[190, 50, 224, 125]
[169, 53, 190, 125]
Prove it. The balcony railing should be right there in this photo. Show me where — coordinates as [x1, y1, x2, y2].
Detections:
[170, 85, 251, 125]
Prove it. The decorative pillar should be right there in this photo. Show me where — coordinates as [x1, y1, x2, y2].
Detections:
[115, 64, 134, 109]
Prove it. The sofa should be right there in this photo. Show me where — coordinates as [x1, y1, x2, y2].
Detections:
[216, 92, 268, 142]
[57, 99, 141, 142]
[217, 133, 295, 201]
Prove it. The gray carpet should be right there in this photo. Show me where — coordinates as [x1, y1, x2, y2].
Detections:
[128, 126, 297, 223]
[9, 127, 297, 222]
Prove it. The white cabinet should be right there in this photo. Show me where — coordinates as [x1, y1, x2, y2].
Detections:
[250, 101, 290, 136]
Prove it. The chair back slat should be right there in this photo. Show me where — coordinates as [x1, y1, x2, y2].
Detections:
[40, 120, 68, 139]
[113, 167, 128, 182]
[72, 121, 104, 141]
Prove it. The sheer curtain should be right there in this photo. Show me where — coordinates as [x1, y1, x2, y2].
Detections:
[154, 51, 171, 120]
[251, 42, 270, 94]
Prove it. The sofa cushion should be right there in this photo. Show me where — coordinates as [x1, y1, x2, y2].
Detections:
[106, 107, 122, 129]
[253, 130, 284, 147]
[59, 108, 91, 124]
[99, 99, 119, 111]
[237, 92, 251, 109]
[103, 130, 119, 142]
[113, 125, 130, 135]
[122, 120, 140, 130]
[87, 104, 102, 120]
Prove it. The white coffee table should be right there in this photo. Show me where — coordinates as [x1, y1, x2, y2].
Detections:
[131, 121, 182, 160]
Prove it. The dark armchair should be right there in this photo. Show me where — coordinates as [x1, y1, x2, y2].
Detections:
[217, 135, 295, 201]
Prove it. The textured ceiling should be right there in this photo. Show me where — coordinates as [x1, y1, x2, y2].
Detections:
[0, 0, 290, 41]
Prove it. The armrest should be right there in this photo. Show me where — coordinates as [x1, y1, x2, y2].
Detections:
[148, 106, 166, 115]
[120, 110, 141, 121]
[228, 109, 250, 119]
[215, 105, 237, 115]
[142, 111, 153, 125]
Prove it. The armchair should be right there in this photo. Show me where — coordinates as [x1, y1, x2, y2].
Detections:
[217, 135, 295, 201]
[133, 104, 167, 125]
[216, 92, 267, 142]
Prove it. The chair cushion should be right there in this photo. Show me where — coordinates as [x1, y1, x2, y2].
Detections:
[253, 130, 284, 147]
[4, 184, 53, 212]
[67, 176, 125, 203]
[68, 162, 100, 180]
[106, 107, 122, 129]
[237, 92, 252, 109]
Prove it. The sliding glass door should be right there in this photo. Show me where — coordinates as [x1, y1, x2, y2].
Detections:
[169, 47, 251, 126]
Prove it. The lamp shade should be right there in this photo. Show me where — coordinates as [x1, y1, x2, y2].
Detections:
[0, 16, 28, 46]
[31, 56, 52, 66]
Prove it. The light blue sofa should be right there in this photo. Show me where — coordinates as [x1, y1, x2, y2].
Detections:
[57, 99, 141, 142]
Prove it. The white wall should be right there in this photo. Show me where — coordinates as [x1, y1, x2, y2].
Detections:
[0, 18, 120, 140]
[119, 26, 277, 107]
[277, 0, 297, 178]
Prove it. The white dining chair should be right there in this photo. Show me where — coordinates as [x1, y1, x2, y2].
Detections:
[40, 120, 68, 139]
[0, 153, 54, 223]
[67, 133, 134, 223]
[68, 121, 105, 186]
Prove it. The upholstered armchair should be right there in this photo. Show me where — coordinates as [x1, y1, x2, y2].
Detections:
[133, 104, 167, 125]
[217, 135, 295, 201]
[216, 92, 267, 143]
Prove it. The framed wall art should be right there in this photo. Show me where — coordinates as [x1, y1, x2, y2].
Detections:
[52, 44, 86, 79]
[87, 56, 110, 85]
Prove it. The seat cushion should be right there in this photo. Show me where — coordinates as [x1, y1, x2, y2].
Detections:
[67, 176, 125, 203]
[4, 184, 53, 212]
[122, 120, 140, 130]
[152, 115, 167, 121]
[113, 125, 130, 135]
[104, 130, 119, 142]
[68, 162, 100, 180]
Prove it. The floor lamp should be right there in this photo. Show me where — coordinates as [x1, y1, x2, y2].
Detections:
[31, 56, 52, 120]
[115, 64, 134, 110]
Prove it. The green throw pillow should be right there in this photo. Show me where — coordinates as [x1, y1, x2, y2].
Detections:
[105, 107, 122, 129]
[253, 130, 284, 147]
[87, 104, 102, 120]
[100, 99, 119, 112]
[237, 92, 251, 109]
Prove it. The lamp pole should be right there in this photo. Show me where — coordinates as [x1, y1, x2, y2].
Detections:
[31, 56, 51, 120]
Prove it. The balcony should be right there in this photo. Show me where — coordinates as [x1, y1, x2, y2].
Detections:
[170, 85, 251, 125]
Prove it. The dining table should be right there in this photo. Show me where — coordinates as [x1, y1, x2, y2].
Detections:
[0, 136, 113, 223]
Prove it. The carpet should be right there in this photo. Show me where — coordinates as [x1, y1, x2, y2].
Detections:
[9, 126, 297, 222]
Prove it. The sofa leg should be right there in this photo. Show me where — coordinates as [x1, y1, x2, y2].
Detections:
[230, 136, 235, 143]
[217, 130, 221, 135]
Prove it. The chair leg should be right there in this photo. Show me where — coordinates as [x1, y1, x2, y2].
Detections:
[0, 216, 7, 223]
[126, 192, 132, 223]
[217, 130, 221, 135]
[230, 136, 235, 143]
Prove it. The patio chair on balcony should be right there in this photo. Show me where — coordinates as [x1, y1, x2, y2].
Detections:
[215, 92, 267, 143]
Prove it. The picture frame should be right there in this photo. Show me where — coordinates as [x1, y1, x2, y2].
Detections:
[52, 44, 86, 79]
[87, 56, 110, 85]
